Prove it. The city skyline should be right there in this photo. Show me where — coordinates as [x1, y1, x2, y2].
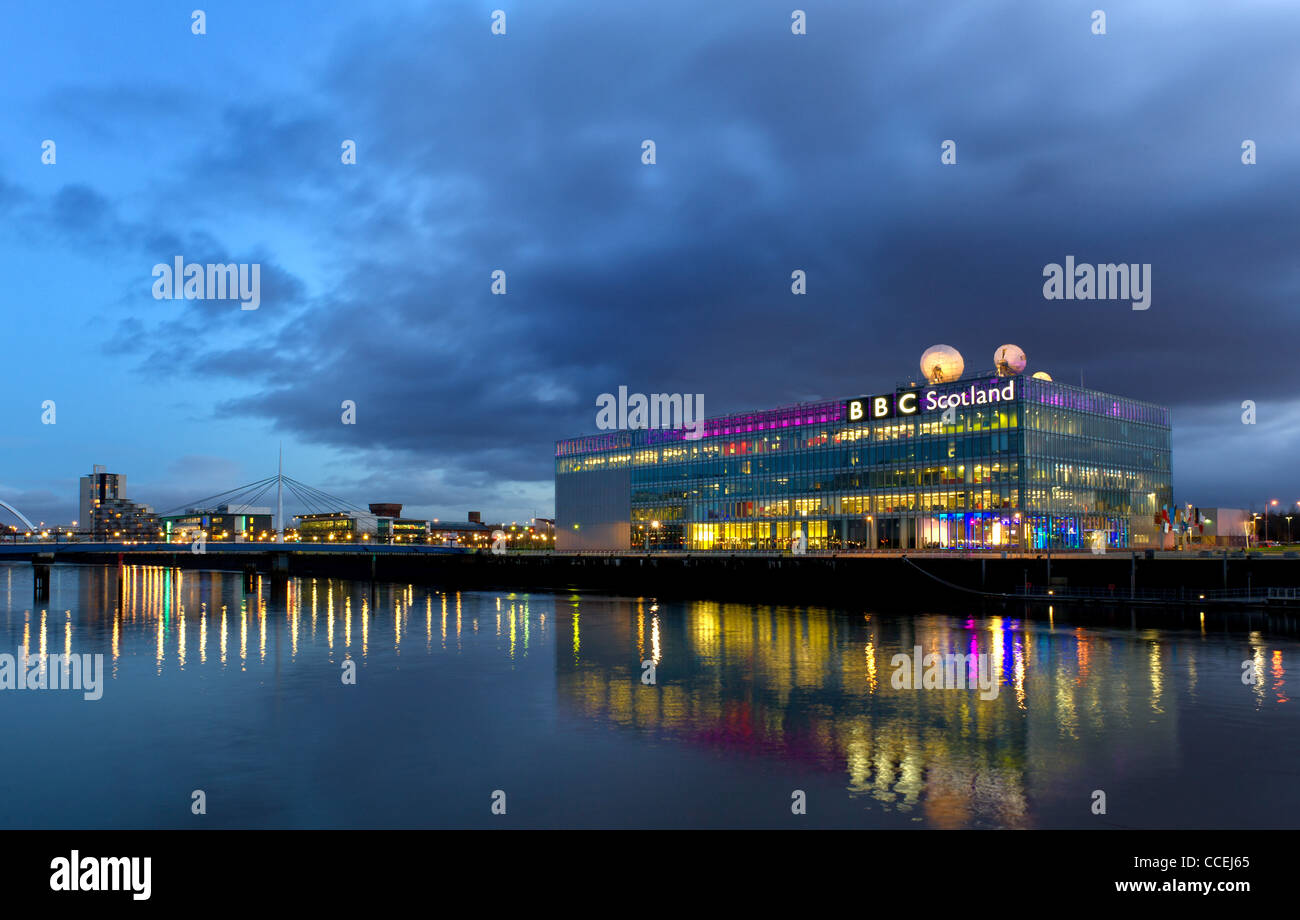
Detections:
[3, 1, 1299, 527]
[2, 0, 1298, 862]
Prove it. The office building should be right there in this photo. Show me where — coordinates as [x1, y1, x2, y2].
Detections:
[555, 347, 1172, 552]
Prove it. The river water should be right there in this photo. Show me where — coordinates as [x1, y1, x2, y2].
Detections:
[0, 563, 1295, 828]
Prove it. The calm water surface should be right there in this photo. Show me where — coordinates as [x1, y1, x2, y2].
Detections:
[0, 563, 1296, 828]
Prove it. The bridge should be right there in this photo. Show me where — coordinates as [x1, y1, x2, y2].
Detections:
[154, 454, 373, 543]
[0, 454, 375, 544]
[0, 542, 469, 559]
[3, 541, 1300, 612]
[0, 498, 38, 532]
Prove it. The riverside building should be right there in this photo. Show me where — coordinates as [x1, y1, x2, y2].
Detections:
[554, 349, 1171, 552]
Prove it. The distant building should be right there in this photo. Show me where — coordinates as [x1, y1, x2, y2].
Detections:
[293, 508, 550, 548]
[426, 514, 552, 549]
[1193, 508, 1250, 547]
[79, 464, 125, 526]
[162, 505, 274, 543]
[429, 519, 493, 547]
[295, 509, 429, 543]
[386, 518, 430, 542]
[479, 519, 555, 550]
[431, 517, 555, 549]
[78, 465, 159, 538]
[296, 511, 379, 542]
[360, 504, 429, 541]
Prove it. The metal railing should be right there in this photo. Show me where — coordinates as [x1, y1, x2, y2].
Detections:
[1011, 585, 1287, 601]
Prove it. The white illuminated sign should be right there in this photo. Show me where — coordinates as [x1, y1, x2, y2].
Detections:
[846, 379, 1015, 421]
[923, 379, 1015, 411]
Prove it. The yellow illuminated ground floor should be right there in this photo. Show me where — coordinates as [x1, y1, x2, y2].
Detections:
[631, 512, 1144, 551]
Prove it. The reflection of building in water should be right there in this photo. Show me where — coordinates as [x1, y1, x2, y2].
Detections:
[554, 600, 1206, 828]
[28, 567, 499, 676]
[62, 566, 380, 668]
[1017, 620, 1184, 816]
[554, 599, 1034, 827]
[48, 567, 473, 672]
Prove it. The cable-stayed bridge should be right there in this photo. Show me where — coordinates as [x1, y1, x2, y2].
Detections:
[0, 461, 468, 558]
[155, 470, 371, 543]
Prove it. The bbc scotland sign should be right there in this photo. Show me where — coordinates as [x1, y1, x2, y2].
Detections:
[847, 378, 1016, 421]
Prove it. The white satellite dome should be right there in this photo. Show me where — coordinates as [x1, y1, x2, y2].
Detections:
[1032, 371, 1052, 381]
[994, 344, 1027, 377]
[920, 344, 965, 384]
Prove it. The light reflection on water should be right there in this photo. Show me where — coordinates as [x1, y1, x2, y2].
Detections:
[0, 563, 1296, 829]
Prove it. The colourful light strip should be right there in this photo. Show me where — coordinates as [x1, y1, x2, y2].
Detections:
[558, 377, 1169, 456]
[556, 400, 844, 456]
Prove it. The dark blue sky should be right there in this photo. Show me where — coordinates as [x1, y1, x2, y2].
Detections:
[2, 1, 1298, 526]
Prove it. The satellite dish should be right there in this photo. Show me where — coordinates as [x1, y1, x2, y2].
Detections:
[920, 344, 965, 384]
[994, 344, 1027, 376]
[1032, 371, 1052, 381]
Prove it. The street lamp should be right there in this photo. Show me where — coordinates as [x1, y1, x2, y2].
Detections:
[1267, 499, 1279, 544]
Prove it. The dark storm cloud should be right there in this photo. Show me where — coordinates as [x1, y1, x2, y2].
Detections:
[203, 1, 1300, 503]
[17, 0, 1300, 511]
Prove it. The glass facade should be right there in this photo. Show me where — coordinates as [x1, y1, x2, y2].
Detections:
[555, 375, 1171, 551]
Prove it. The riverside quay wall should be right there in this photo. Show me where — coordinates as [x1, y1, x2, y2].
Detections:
[8, 545, 1300, 607]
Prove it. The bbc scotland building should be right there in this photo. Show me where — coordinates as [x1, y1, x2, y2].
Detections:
[555, 359, 1171, 553]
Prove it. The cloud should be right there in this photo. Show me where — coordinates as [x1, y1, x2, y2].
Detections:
[6, 0, 1300, 517]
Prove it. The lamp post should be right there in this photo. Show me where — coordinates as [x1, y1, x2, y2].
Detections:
[1287, 515, 1293, 544]
[1268, 499, 1279, 544]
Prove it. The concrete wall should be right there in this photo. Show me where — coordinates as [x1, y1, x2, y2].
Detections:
[555, 466, 631, 551]
[1201, 508, 1250, 546]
